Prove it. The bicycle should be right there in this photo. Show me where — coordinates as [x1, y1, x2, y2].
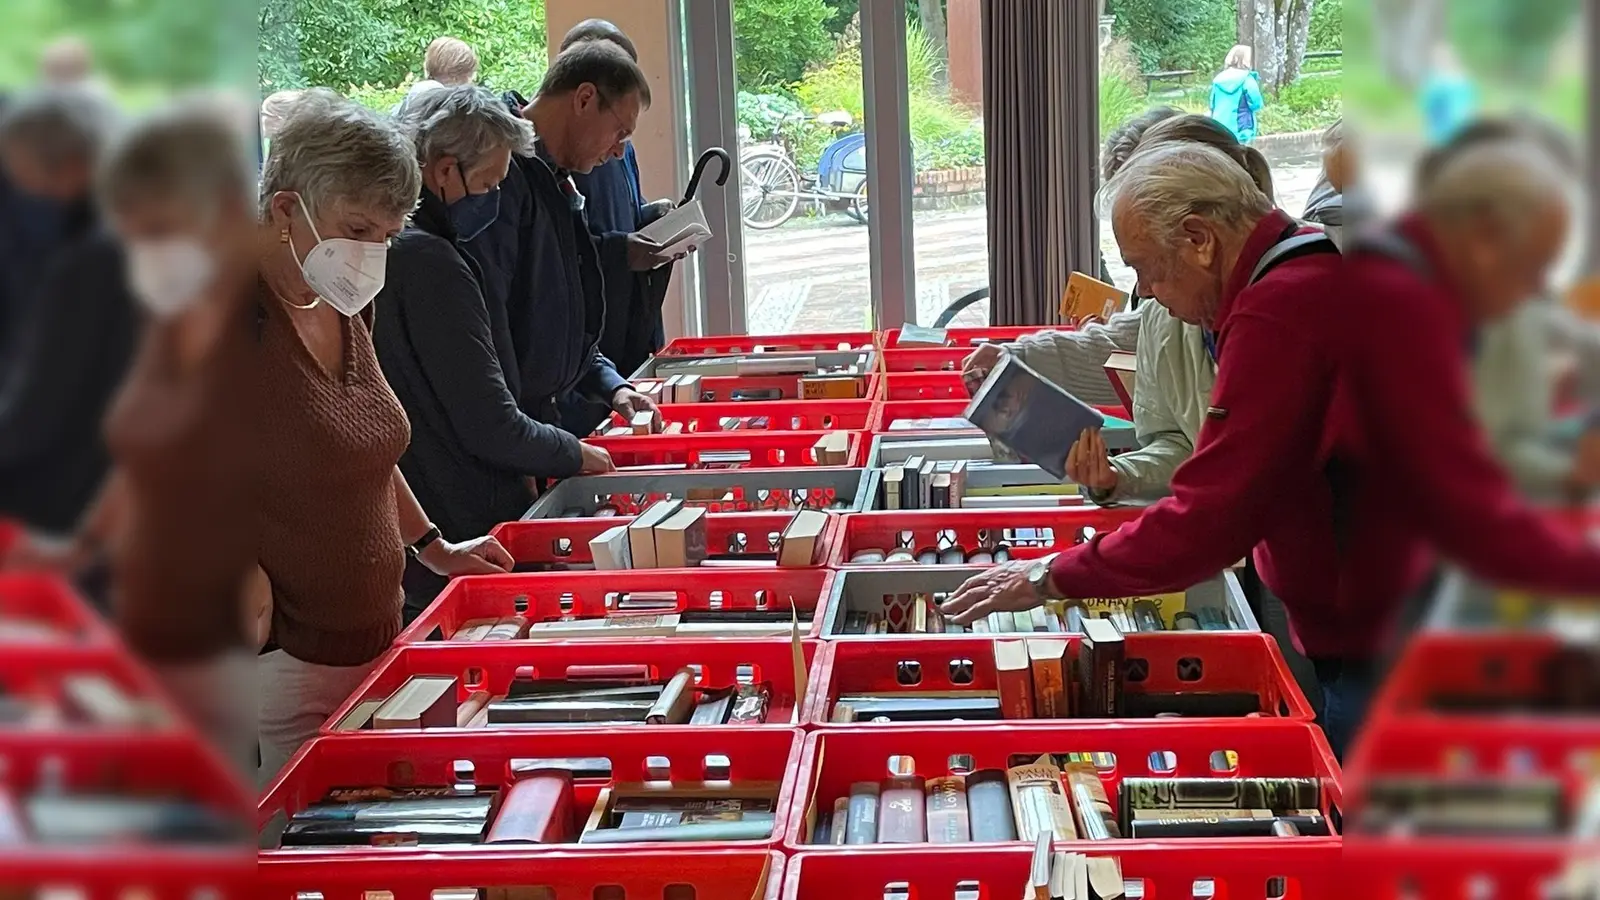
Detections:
[739, 110, 869, 231]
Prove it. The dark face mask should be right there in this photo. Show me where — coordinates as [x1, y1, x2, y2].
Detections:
[449, 166, 500, 242]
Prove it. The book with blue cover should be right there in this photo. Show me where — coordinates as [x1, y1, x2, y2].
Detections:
[963, 354, 1105, 481]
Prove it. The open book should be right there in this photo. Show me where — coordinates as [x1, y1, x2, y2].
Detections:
[639, 198, 713, 259]
[964, 355, 1104, 481]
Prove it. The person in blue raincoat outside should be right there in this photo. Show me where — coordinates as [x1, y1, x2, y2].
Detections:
[1209, 45, 1266, 144]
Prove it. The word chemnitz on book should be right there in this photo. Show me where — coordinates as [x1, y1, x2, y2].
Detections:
[273, 759, 781, 848]
[807, 755, 1328, 847]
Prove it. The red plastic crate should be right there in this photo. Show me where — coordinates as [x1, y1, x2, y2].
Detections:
[399, 569, 836, 644]
[258, 728, 803, 862]
[881, 326, 1042, 348]
[638, 371, 883, 402]
[590, 430, 866, 469]
[259, 847, 785, 900]
[803, 634, 1315, 726]
[0, 644, 193, 737]
[880, 347, 972, 373]
[0, 573, 115, 645]
[1365, 633, 1600, 727]
[829, 508, 1141, 566]
[600, 399, 877, 434]
[0, 518, 17, 556]
[786, 721, 1342, 852]
[0, 734, 252, 899]
[661, 332, 876, 356]
[870, 398, 1131, 433]
[785, 845, 1344, 900]
[490, 512, 840, 569]
[1343, 716, 1593, 900]
[323, 638, 820, 735]
[882, 372, 968, 401]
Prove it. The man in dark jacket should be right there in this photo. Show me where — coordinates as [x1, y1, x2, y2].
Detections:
[461, 40, 661, 446]
[374, 85, 617, 619]
[0, 86, 137, 535]
[558, 20, 687, 433]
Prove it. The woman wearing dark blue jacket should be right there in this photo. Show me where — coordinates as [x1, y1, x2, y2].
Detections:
[372, 85, 615, 618]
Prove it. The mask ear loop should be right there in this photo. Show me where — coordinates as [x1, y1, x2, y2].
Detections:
[274, 194, 323, 311]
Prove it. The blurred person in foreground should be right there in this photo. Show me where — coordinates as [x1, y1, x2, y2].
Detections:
[394, 36, 480, 118]
[0, 86, 138, 536]
[375, 85, 614, 622]
[561, 19, 692, 415]
[939, 143, 1355, 754]
[254, 89, 512, 784]
[1209, 45, 1265, 145]
[464, 41, 662, 462]
[9, 101, 259, 770]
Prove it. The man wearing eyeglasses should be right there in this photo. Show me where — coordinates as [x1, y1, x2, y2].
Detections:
[462, 39, 662, 482]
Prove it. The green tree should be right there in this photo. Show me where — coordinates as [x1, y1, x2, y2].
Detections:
[1106, 0, 1239, 73]
[734, 0, 834, 88]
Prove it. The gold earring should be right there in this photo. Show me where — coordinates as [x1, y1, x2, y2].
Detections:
[280, 228, 289, 244]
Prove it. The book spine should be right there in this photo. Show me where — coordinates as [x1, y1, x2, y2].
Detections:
[1117, 778, 1322, 833]
[966, 770, 1018, 842]
[925, 776, 970, 843]
[878, 776, 927, 843]
[1006, 759, 1077, 842]
[483, 772, 575, 843]
[994, 643, 1036, 720]
[456, 690, 490, 727]
[1080, 633, 1123, 718]
[1129, 812, 1329, 838]
[1028, 641, 1068, 719]
[829, 797, 849, 844]
[845, 782, 880, 844]
[646, 668, 697, 724]
[1063, 764, 1119, 840]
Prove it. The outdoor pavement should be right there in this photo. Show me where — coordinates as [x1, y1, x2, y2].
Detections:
[742, 150, 1325, 331]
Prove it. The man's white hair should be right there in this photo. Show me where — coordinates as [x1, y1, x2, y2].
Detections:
[1097, 141, 1274, 245]
[1416, 138, 1576, 240]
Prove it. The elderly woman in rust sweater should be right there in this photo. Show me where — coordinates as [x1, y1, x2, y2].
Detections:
[253, 89, 512, 782]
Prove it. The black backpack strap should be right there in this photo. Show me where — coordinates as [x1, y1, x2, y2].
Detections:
[1248, 231, 1341, 286]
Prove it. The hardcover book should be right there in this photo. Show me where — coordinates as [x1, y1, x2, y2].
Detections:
[964, 355, 1104, 481]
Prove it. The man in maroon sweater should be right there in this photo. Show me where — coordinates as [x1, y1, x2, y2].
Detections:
[942, 137, 1600, 758]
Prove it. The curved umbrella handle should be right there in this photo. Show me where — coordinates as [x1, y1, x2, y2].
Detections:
[681, 147, 732, 204]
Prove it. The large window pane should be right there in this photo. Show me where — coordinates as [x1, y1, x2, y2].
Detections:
[1096, 0, 1343, 294]
[734, 1, 874, 333]
[905, 0, 989, 328]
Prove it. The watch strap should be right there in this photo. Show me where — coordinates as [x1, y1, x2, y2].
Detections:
[407, 524, 443, 558]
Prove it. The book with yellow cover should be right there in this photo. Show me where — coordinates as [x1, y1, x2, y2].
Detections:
[1059, 271, 1128, 325]
[1053, 592, 1186, 628]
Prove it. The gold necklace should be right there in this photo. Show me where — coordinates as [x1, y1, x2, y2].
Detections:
[269, 282, 320, 311]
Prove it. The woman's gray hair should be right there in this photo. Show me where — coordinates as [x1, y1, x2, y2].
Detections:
[1417, 138, 1576, 241]
[98, 95, 254, 217]
[259, 88, 420, 221]
[1098, 142, 1274, 245]
[400, 84, 534, 170]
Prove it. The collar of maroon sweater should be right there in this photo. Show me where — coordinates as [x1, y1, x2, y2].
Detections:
[1212, 209, 1297, 340]
[1393, 211, 1470, 336]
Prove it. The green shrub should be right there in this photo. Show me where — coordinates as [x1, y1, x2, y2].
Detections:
[1106, 0, 1238, 74]
[737, 91, 807, 141]
[347, 81, 411, 114]
[1258, 74, 1343, 134]
[1099, 71, 1148, 142]
[733, 0, 835, 88]
[1308, 0, 1344, 52]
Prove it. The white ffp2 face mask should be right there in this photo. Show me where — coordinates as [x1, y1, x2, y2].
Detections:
[127, 237, 215, 318]
[289, 194, 387, 317]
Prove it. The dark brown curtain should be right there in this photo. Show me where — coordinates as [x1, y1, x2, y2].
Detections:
[983, 0, 1101, 326]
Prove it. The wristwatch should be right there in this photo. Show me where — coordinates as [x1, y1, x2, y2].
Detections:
[1025, 554, 1059, 601]
[407, 524, 443, 559]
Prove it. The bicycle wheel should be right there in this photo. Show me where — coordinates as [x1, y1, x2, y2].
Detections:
[740, 152, 801, 230]
[846, 179, 869, 225]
